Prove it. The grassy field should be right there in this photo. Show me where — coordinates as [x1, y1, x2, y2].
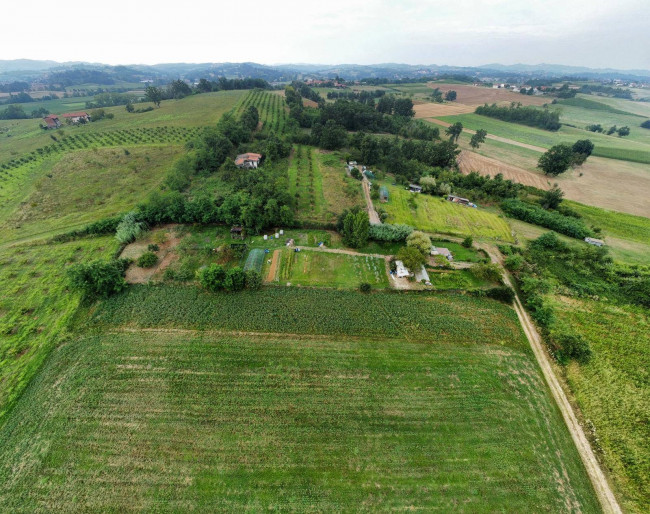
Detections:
[438, 113, 650, 164]
[554, 298, 649, 513]
[0, 90, 245, 163]
[288, 147, 362, 223]
[427, 269, 493, 289]
[0, 328, 598, 512]
[378, 185, 513, 241]
[0, 235, 118, 419]
[288, 145, 326, 220]
[0, 280, 601, 511]
[563, 201, 650, 265]
[0, 145, 183, 243]
[275, 249, 388, 288]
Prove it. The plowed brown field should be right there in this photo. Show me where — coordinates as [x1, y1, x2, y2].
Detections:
[429, 84, 550, 107]
[457, 150, 650, 217]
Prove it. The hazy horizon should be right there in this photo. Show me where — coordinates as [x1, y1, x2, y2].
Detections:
[3, 0, 649, 70]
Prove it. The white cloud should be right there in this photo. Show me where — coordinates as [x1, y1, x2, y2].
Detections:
[2, 0, 648, 69]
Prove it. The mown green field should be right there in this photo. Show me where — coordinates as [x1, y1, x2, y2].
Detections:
[0, 236, 118, 419]
[276, 249, 388, 288]
[0, 285, 600, 511]
[564, 201, 650, 265]
[554, 298, 649, 513]
[0, 146, 183, 244]
[439, 113, 650, 164]
[378, 185, 513, 241]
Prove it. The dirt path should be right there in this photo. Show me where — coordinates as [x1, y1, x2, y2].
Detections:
[427, 118, 547, 152]
[265, 249, 281, 282]
[362, 176, 381, 225]
[480, 243, 622, 514]
[294, 246, 386, 259]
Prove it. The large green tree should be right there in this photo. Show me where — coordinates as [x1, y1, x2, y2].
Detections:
[445, 122, 463, 142]
[144, 85, 163, 107]
[470, 129, 487, 149]
[537, 144, 575, 176]
[320, 120, 348, 150]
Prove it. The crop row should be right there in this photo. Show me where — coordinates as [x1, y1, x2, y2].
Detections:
[0, 126, 205, 174]
[90, 284, 525, 347]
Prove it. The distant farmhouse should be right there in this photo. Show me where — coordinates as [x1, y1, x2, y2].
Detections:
[235, 153, 262, 169]
[62, 111, 90, 124]
[42, 114, 61, 129]
[448, 195, 477, 208]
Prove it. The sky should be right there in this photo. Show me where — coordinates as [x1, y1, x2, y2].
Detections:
[3, 0, 649, 70]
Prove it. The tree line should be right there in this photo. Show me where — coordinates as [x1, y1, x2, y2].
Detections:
[475, 102, 561, 131]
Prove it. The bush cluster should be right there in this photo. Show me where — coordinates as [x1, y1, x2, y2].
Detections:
[500, 199, 593, 239]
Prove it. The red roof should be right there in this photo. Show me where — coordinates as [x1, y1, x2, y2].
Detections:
[44, 115, 59, 120]
[235, 153, 262, 166]
[62, 112, 89, 118]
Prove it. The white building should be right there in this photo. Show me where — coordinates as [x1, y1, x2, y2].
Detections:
[394, 260, 410, 278]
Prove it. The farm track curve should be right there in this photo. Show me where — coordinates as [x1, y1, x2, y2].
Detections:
[481, 243, 623, 514]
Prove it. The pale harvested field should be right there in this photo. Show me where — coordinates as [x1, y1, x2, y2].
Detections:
[414, 102, 475, 118]
[458, 150, 650, 217]
[429, 84, 550, 107]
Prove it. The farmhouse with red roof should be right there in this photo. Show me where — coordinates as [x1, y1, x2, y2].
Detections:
[235, 152, 262, 169]
[62, 111, 90, 123]
[42, 114, 61, 129]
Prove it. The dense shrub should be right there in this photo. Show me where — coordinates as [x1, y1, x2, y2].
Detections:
[197, 264, 226, 292]
[501, 199, 593, 239]
[67, 260, 127, 299]
[551, 332, 592, 364]
[504, 254, 524, 271]
[359, 282, 372, 293]
[224, 267, 246, 292]
[368, 224, 414, 242]
[471, 263, 502, 283]
[137, 252, 158, 268]
[461, 236, 473, 248]
[245, 269, 262, 290]
[115, 212, 146, 243]
[485, 286, 515, 304]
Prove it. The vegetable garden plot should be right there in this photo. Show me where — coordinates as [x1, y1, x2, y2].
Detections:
[244, 248, 265, 272]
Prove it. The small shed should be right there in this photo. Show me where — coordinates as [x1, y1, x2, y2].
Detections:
[230, 226, 244, 240]
[448, 194, 470, 205]
[409, 184, 422, 193]
[431, 246, 453, 261]
[394, 260, 410, 278]
[379, 186, 389, 203]
[414, 265, 431, 285]
[585, 237, 605, 247]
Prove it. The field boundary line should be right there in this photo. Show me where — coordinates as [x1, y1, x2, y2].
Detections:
[482, 244, 622, 514]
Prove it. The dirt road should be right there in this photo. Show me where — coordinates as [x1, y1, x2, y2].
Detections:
[481, 244, 622, 514]
[362, 176, 381, 225]
[265, 249, 281, 282]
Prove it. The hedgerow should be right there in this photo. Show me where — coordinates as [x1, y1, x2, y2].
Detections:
[500, 199, 593, 239]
